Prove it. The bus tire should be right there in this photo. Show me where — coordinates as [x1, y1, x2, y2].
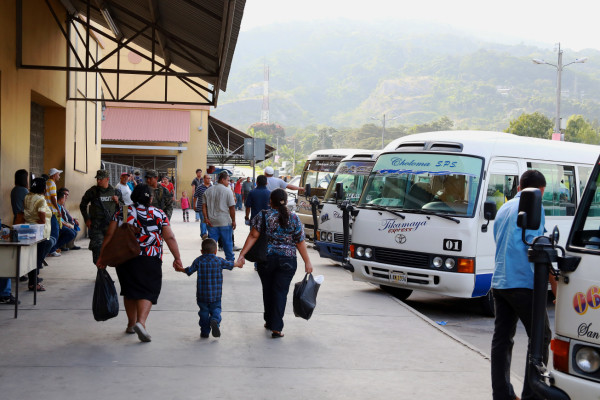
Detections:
[380, 285, 412, 301]
[480, 291, 495, 317]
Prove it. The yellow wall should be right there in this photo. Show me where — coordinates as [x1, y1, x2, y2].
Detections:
[0, 0, 102, 227]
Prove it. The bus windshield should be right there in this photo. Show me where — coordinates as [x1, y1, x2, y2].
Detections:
[358, 153, 484, 217]
[323, 160, 374, 203]
[301, 159, 339, 198]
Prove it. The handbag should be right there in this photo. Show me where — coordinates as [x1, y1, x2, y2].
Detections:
[101, 206, 141, 267]
[244, 211, 268, 263]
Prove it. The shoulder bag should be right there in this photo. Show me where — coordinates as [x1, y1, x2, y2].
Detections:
[101, 206, 141, 267]
[244, 211, 268, 263]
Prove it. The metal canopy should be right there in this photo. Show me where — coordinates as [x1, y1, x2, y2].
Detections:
[208, 116, 275, 166]
[16, 0, 245, 106]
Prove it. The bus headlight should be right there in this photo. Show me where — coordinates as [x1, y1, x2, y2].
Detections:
[432, 257, 443, 268]
[444, 258, 456, 270]
[356, 247, 365, 257]
[364, 248, 373, 259]
[327, 232, 333, 242]
[575, 347, 600, 373]
[320, 231, 327, 241]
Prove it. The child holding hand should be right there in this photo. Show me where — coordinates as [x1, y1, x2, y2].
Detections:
[176, 238, 243, 338]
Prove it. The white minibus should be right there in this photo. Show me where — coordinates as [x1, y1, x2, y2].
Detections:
[345, 131, 599, 314]
[297, 149, 362, 240]
[315, 151, 379, 262]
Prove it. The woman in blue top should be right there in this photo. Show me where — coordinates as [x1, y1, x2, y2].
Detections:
[238, 188, 313, 338]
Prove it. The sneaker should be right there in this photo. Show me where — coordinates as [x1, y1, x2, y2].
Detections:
[232, 246, 242, 251]
[60, 247, 69, 252]
[19, 276, 28, 282]
[71, 246, 81, 250]
[49, 251, 61, 257]
[125, 325, 135, 334]
[210, 319, 221, 338]
[201, 234, 208, 240]
[133, 322, 151, 342]
[0, 295, 20, 305]
[200, 333, 209, 338]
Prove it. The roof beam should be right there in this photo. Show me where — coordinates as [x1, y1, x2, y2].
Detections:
[148, 0, 171, 67]
[215, 0, 236, 105]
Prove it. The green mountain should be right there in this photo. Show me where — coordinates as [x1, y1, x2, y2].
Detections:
[213, 20, 600, 132]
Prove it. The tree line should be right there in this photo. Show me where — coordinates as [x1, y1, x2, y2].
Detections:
[250, 113, 600, 175]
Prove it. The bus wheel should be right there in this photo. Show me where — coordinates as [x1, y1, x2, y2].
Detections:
[380, 285, 413, 301]
[480, 291, 495, 317]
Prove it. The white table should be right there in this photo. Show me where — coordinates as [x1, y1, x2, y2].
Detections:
[0, 238, 44, 318]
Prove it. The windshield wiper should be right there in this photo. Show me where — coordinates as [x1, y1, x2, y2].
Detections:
[405, 209, 460, 224]
[358, 204, 405, 219]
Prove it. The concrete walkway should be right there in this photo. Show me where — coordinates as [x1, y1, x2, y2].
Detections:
[0, 209, 499, 399]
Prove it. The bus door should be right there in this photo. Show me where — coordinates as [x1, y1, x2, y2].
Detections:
[478, 160, 520, 292]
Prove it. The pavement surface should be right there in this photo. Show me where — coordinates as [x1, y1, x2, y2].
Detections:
[0, 209, 514, 399]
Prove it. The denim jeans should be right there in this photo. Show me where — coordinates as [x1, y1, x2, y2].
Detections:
[197, 299, 222, 336]
[29, 238, 54, 286]
[51, 225, 77, 252]
[235, 193, 243, 210]
[257, 255, 297, 332]
[491, 288, 551, 400]
[0, 278, 11, 297]
[50, 214, 60, 245]
[207, 225, 234, 261]
[195, 210, 201, 221]
[199, 212, 207, 237]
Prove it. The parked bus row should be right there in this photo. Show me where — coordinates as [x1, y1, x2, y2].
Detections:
[296, 131, 600, 398]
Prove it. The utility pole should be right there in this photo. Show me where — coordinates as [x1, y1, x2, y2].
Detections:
[371, 114, 400, 149]
[532, 43, 588, 141]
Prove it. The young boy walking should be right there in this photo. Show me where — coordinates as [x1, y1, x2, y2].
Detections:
[180, 238, 243, 338]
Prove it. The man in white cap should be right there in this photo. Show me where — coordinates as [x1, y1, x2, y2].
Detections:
[264, 166, 303, 192]
[45, 167, 63, 256]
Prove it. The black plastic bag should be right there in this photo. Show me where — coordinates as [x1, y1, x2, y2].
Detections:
[92, 269, 119, 321]
[293, 273, 321, 320]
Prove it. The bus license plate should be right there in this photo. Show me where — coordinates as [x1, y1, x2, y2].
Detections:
[390, 272, 407, 283]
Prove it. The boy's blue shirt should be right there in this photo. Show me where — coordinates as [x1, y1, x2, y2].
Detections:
[185, 254, 234, 303]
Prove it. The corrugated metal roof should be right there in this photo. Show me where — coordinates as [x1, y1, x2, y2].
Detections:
[102, 107, 190, 142]
[67, 0, 245, 96]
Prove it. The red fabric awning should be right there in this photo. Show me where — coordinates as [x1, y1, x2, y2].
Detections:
[102, 108, 190, 142]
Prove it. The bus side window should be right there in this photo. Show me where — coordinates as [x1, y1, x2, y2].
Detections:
[528, 163, 576, 216]
[486, 174, 518, 210]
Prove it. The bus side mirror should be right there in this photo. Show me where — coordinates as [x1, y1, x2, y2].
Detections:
[305, 184, 312, 198]
[481, 201, 497, 232]
[335, 182, 344, 202]
[517, 188, 542, 230]
[484, 201, 497, 220]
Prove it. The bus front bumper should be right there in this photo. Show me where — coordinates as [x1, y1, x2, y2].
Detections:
[315, 241, 344, 262]
[550, 370, 600, 400]
[349, 257, 480, 298]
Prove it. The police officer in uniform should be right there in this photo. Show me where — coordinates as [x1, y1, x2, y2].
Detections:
[145, 170, 173, 220]
[80, 169, 122, 264]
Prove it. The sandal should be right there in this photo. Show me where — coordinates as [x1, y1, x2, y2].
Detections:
[271, 331, 284, 338]
[28, 283, 46, 292]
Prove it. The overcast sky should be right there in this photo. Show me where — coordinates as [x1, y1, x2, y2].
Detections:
[241, 0, 600, 52]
